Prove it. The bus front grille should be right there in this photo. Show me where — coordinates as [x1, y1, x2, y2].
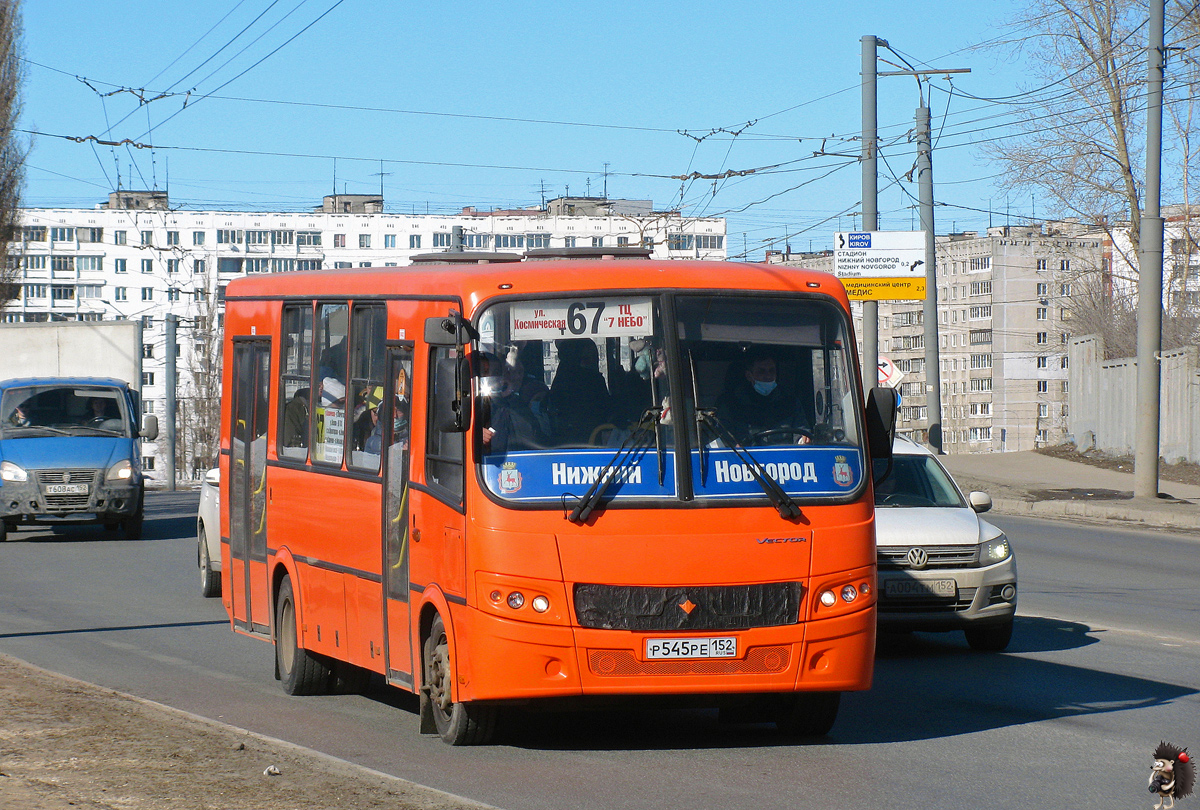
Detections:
[588, 645, 790, 677]
[573, 582, 802, 631]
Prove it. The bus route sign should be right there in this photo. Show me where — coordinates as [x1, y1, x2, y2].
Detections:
[834, 231, 927, 301]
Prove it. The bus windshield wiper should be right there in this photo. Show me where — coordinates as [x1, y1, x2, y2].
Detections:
[567, 408, 660, 524]
[695, 409, 802, 521]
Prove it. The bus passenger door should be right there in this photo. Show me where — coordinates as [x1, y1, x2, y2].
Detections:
[229, 339, 272, 635]
[381, 348, 415, 686]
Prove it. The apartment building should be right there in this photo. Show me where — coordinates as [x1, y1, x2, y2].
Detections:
[769, 223, 1103, 453]
[4, 191, 727, 480]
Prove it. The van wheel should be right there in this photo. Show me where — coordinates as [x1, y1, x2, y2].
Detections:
[965, 619, 1013, 652]
[122, 490, 144, 541]
[421, 614, 496, 745]
[275, 574, 331, 695]
[774, 692, 841, 737]
[198, 528, 221, 598]
[122, 509, 143, 540]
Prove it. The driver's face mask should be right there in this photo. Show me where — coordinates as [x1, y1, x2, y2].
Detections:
[752, 380, 777, 397]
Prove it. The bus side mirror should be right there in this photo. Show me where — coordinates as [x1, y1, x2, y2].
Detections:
[141, 414, 159, 441]
[865, 387, 897, 483]
[434, 355, 471, 432]
[425, 315, 459, 346]
[424, 312, 477, 346]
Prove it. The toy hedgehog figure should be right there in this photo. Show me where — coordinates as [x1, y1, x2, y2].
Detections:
[1150, 741, 1194, 809]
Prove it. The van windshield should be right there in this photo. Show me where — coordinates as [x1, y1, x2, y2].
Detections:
[473, 293, 864, 507]
[0, 385, 131, 439]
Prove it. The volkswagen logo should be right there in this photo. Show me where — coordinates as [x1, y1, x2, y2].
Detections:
[906, 547, 929, 569]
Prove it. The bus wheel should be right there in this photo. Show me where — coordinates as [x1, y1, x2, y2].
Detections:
[421, 614, 496, 745]
[275, 574, 331, 696]
[774, 691, 840, 737]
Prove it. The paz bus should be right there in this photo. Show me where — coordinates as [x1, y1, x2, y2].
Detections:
[218, 257, 897, 745]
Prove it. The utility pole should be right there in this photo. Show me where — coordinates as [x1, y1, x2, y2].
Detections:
[1135, 0, 1166, 499]
[877, 63, 969, 454]
[860, 35, 881, 395]
[915, 104, 943, 453]
[165, 313, 177, 492]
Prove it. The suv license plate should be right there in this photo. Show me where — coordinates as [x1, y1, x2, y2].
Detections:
[45, 484, 89, 495]
[885, 579, 957, 598]
[645, 637, 737, 660]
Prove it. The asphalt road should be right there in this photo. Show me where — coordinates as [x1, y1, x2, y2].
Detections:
[1, 494, 1198, 810]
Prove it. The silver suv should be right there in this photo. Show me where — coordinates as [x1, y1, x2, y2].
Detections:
[874, 437, 1016, 651]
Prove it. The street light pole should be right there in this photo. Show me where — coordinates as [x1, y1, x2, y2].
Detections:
[878, 64, 969, 452]
[915, 103, 943, 453]
[861, 35, 881, 395]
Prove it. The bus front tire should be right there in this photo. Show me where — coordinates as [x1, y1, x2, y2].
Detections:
[774, 691, 840, 737]
[421, 614, 496, 745]
[275, 574, 332, 696]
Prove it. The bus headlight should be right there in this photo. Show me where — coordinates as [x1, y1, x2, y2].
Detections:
[980, 534, 1011, 565]
[106, 459, 134, 482]
[1, 461, 27, 482]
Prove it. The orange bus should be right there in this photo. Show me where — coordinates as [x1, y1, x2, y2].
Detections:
[219, 258, 897, 744]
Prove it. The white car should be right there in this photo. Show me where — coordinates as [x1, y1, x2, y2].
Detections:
[874, 437, 1017, 651]
[197, 468, 221, 598]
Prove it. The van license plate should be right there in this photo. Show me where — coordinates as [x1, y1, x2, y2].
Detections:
[885, 579, 956, 598]
[45, 484, 89, 495]
[645, 637, 737, 659]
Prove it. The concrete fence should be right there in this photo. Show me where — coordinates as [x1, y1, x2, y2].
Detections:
[1069, 335, 1200, 463]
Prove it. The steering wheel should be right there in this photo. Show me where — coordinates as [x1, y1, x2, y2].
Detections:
[749, 427, 813, 446]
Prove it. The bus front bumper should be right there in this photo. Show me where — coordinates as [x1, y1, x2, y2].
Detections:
[450, 603, 875, 703]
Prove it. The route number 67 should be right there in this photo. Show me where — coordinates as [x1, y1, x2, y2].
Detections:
[567, 301, 606, 335]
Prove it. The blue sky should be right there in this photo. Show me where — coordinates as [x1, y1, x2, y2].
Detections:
[22, 1, 1037, 258]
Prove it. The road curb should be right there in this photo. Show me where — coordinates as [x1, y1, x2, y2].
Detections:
[0, 651, 500, 810]
[989, 496, 1200, 532]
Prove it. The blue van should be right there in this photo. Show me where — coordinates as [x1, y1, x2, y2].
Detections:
[0, 377, 158, 541]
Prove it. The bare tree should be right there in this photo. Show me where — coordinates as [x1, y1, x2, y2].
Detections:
[175, 266, 222, 479]
[988, 0, 1200, 354]
[0, 0, 26, 306]
[986, 1, 1151, 245]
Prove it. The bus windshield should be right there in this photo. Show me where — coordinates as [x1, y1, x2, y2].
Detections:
[475, 293, 864, 506]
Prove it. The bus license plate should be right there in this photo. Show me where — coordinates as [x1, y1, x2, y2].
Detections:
[44, 484, 89, 495]
[645, 637, 737, 660]
[885, 579, 956, 598]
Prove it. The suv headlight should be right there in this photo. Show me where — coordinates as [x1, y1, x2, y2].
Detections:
[980, 534, 1011, 565]
[1, 460, 27, 482]
[106, 459, 134, 482]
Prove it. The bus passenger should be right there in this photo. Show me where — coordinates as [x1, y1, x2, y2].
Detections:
[282, 388, 309, 447]
[361, 387, 385, 454]
[717, 351, 810, 446]
[482, 356, 546, 454]
[547, 338, 610, 446]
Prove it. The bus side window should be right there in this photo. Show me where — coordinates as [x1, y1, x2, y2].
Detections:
[348, 303, 386, 472]
[313, 302, 349, 466]
[279, 303, 313, 461]
[425, 346, 464, 501]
